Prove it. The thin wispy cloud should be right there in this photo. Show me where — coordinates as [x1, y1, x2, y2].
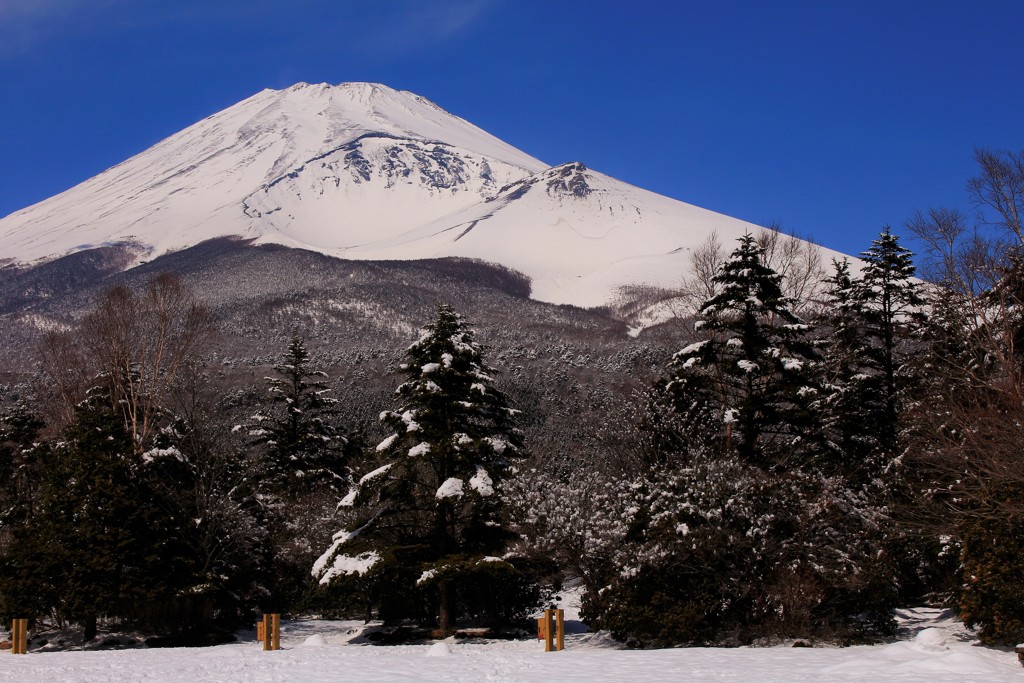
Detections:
[0, 0, 125, 57]
[342, 0, 498, 55]
[1, 0, 498, 60]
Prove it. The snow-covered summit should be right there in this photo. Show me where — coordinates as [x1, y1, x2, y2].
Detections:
[0, 82, 544, 265]
[0, 82, 848, 308]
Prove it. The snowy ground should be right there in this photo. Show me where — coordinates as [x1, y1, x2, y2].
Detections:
[3, 607, 1020, 682]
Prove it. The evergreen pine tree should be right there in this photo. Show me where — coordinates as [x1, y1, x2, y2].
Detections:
[660, 233, 819, 467]
[314, 305, 527, 634]
[15, 389, 186, 640]
[0, 401, 45, 528]
[0, 402, 48, 623]
[815, 259, 881, 479]
[855, 227, 925, 453]
[252, 336, 349, 495]
[144, 379, 272, 634]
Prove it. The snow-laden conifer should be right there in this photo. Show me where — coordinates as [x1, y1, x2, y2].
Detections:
[250, 336, 350, 495]
[314, 305, 526, 634]
[855, 226, 925, 453]
[660, 233, 819, 467]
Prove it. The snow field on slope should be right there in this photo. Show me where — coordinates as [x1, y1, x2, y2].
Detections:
[0, 83, 545, 264]
[0, 81, 859, 312]
[3, 609, 1020, 683]
[346, 166, 853, 308]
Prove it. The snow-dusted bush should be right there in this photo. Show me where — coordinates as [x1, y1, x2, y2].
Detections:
[576, 456, 896, 646]
[508, 452, 897, 647]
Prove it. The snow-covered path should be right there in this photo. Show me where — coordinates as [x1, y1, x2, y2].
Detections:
[3, 611, 1020, 683]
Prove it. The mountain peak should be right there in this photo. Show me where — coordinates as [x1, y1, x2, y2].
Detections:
[0, 83, 848, 311]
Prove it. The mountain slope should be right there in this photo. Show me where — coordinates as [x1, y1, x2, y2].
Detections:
[0, 82, 847, 309]
[0, 83, 544, 264]
[343, 162, 848, 307]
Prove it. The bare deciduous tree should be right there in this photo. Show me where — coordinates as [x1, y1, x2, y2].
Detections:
[906, 149, 1024, 395]
[968, 147, 1024, 243]
[36, 330, 91, 429]
[905, 148, 1024, 519]
[675, 226, 826, 323]
[757, 222, 827, 312]
[41, 273, 215, 452]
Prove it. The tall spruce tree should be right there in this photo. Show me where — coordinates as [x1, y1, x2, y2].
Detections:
[314, 305, 527, 634]
[0, 402, 45, 529]
[583, 237, 899, 647]
[855, 227, 925, 453]
[661, 233, 819, 467]
[252, 336, 349, 496]
[815, 259, 881, 479]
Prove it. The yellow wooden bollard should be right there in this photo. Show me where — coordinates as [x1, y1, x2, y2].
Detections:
[261, 614, 271, 651]
[540, 609, 565, 652]
[543, 609, 554, 652]
[11, 619, 28, 655]
[261, 613, 280, 651]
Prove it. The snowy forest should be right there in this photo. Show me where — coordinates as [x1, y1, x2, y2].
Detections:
[1, 149, 1023, 649]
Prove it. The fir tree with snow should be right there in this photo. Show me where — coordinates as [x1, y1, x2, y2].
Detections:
[813, 258, 884, 480]
[313, 304, 529, 634]
[855, 226, 925, 454]
[251, 336, 350, 496]
[659, 233, 820, 467]
[584, 236, 901, 647]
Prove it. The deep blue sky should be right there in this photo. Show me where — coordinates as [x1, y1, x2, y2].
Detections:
[1, 0, 1021, 257]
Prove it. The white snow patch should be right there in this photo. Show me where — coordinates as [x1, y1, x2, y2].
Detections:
[436, 477, 465, 499]
[678, 340, 708, 356]
[301, 634, 328, 647]
[318, 551, 380, 584]
[141, 446, 184, 464]
[409, 442, 431, 457]
[484, 437, 507, 454]
[737, 360, 759, 373]
[359, 463, 393, 484]
[469, 467, 494, 496]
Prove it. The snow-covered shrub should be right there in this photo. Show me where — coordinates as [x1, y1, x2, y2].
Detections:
[515, 453, 898, 647]
[959, 517, 1024, 645]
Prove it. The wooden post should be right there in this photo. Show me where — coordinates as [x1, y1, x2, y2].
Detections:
[271, 613, 280, 651]
[543, 609, 555, 652]
[256, 620, 265, 642]
[555, 608, 565, 651]
[536, 617, 546, 640]
[261, 614, 272, 651]
[11, 619, 28, 655]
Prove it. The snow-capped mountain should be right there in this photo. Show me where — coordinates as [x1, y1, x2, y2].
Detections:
[0, 82, 846, 308]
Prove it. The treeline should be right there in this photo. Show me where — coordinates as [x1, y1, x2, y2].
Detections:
[1, 149, 1023, 648]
